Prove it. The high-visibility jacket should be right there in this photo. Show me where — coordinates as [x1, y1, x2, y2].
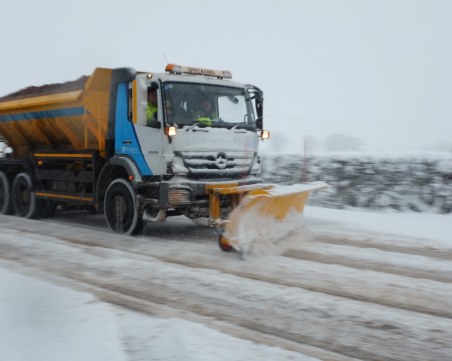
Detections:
[146, 102, 158, 124]
[197, 117, 212, 126]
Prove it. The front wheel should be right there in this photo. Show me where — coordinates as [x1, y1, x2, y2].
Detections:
[104, 178, 143, 235]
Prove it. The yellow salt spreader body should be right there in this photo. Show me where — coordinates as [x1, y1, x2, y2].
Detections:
[207, 181, 329, 254]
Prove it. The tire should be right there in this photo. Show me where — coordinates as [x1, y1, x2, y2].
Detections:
[11, 172, 42, 219]
[104, 178, 143, 235]
[0, 171, 13, 214]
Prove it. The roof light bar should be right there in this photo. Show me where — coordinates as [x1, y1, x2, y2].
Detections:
[165, 64, 232, 79]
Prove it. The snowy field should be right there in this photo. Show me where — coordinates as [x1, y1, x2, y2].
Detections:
[1, 206, 451, 361]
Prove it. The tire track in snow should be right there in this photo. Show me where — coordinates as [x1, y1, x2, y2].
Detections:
[284, 244, 452, 284]
[310, 233, 452, 260]
[1, 235, 452, 361]
[148, 253, 452, 319]
[3, 215, 452, 319]
[3, 215, 452, 360]
[0, 259, 357, 361]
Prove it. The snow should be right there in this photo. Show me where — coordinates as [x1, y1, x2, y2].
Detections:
[304, 206, 452, 248]
[223, 182, 329, 254]
[1, 206, 452, 360]
[0, 271, 126, 361]
[0, 265, 316, 361]
[225, 206, 308, 255]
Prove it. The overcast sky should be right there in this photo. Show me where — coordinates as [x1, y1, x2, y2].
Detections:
[1, 0, 451, 153]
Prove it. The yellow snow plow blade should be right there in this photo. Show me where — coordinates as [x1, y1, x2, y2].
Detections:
[208, 182, 329, 253]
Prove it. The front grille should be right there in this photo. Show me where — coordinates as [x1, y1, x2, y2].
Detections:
[181, 151, 255, 178]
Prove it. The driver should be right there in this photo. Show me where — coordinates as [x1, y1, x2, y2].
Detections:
[195, 98, 215, 126]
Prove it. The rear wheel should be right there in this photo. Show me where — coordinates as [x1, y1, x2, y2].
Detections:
[0, 171, 13, 214]
[11, 172, 43, 219]
[104, 178, 143, 235]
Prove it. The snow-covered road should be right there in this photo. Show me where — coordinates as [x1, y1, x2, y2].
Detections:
[1, 207, 451, 361]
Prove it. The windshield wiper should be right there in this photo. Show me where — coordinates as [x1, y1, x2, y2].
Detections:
[185, 121, 210, 132]
[185, 121, 202, 131]
[231, 122, 254, 131]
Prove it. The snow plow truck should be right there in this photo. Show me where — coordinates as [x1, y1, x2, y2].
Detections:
[0, 65, 327, 252]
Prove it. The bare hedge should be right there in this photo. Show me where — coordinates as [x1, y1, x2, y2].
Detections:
[261, 154, 452, 213]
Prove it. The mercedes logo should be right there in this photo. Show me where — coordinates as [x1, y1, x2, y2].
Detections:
[215, 152, 228, 169]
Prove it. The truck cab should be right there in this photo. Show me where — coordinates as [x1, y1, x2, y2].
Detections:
[109, 64, 268, 227]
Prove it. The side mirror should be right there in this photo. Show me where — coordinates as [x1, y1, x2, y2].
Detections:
[255, 96, 263, 129]
[256, 117, 263, 130]
[246, 85, 264, 130]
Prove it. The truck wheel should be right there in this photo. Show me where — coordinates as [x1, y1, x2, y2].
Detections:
[11, 172, 42, 219]
[0, 171, 13, 214]
[104, 178, 142, 235]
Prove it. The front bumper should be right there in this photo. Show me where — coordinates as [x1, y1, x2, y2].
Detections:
[158, 176, 263, 218]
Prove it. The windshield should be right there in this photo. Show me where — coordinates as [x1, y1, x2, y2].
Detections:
[162, 82, 256, 130]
